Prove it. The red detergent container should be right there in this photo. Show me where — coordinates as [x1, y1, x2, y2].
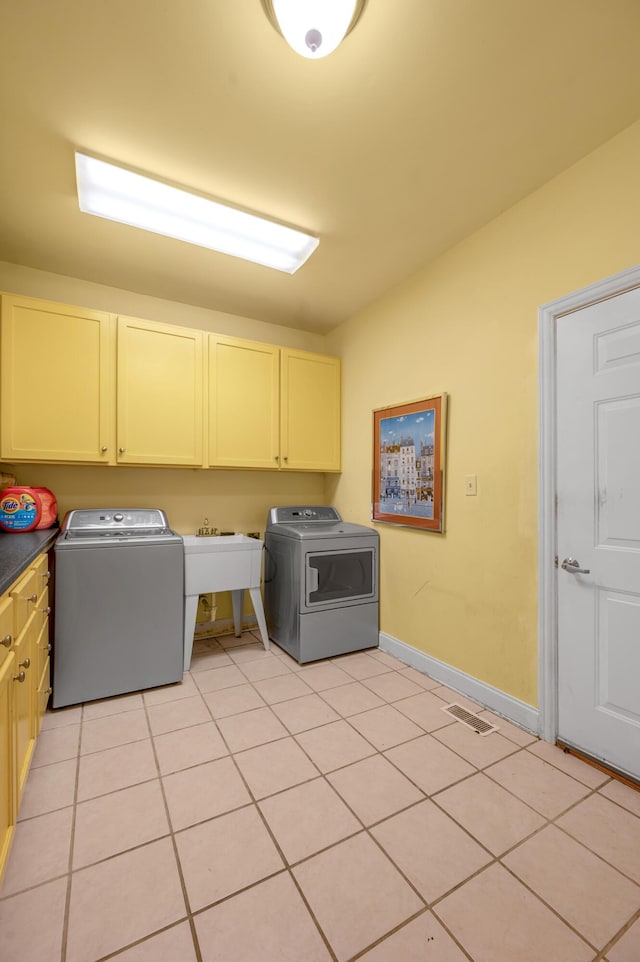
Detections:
[0, 486, 58, 532]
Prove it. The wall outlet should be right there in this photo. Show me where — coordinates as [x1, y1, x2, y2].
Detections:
[247, 531, 261, 539]
[465, 475, 478, 496]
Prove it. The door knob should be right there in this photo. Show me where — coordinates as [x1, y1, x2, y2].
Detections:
[561, 557, 590, 574]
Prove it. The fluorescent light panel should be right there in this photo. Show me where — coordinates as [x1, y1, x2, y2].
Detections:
[75, 152, 318, 274]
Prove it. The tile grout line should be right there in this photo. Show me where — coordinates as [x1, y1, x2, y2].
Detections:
[59, 701, 84, 962]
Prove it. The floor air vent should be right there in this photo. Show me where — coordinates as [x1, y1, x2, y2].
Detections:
[441, 703, 500, 736]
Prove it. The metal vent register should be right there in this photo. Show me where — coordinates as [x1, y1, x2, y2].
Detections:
[441, 703, 500, 736]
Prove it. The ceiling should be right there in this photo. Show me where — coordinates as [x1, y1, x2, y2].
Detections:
[2, 1, 640, 334]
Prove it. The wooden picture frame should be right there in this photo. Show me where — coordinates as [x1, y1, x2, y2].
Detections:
[372, 393, 447, 532]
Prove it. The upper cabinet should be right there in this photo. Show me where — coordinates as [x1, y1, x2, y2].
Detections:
[207, 337, 341, 472]
[0, 293, 341, 472]
[117, 317, 204, 467]
[281, 349, 341, 472]
[0, 295, 115, 463]
[208, 335, 280, 469]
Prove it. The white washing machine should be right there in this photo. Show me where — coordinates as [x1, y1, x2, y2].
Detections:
[264, 506, 379, 663]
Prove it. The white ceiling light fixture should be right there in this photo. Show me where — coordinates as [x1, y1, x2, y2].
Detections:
[261, 0, 367, 59]
[74, 152, 319, 274]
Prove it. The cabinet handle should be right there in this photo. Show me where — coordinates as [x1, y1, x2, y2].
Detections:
[19, 657, 30, 669]
[43, 687, 52, 696]
[283, 456, 288, 462]
[101, 446, 108, 453]
[22, 593, 38, 603]
[1, 634, 12, 649]
[41, 606, 52, 615]
[42, 570, 51, 582]
[13, 671, 26, 683]
[119, 447, 126, 454]
[274, 455, 279, 461]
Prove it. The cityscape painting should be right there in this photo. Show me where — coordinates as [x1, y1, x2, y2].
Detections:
[372, 393, 447, 532]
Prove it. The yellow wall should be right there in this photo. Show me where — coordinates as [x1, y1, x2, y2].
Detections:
[326, 118, 640, 707]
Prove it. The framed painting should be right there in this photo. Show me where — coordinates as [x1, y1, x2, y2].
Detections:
[372, 393, 447, 532]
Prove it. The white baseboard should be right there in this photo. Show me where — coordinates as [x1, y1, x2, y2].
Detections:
[379, 631, 540, 735]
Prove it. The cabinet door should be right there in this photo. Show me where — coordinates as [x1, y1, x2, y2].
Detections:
[117, 317, 204, 466]
[280, 349, 341, 471]
[12, 618, 35, 807]
[0, 652, 15, 884]
[0, 295, 115, 462]
[208, 335, 280, 469]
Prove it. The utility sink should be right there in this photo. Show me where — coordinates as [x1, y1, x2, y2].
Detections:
[182, 534, 269, 671]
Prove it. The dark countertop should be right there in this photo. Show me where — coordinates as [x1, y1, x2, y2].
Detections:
[0, 527, 59, 595]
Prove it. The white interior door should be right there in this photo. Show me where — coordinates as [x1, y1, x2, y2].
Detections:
[556, 287, 640, 779]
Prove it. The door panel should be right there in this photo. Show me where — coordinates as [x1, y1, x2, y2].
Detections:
[557, 287, 640, 778]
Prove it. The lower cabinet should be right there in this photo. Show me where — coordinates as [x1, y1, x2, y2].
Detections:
[0, 550, 52, 883]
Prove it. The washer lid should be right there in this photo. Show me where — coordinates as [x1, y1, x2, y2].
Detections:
[59, 508, 176, 541]
[270, 521, 378, 540]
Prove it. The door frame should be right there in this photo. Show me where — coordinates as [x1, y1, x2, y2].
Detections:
[538, 263, 640, 743]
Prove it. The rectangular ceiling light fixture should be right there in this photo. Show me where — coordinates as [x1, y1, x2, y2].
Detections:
[75, 152, 319, 274]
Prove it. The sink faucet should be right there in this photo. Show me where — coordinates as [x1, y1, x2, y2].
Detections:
[196, 517, 219, 537]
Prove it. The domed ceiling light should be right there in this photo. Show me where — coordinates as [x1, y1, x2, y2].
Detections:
[261, 0, 367, 59]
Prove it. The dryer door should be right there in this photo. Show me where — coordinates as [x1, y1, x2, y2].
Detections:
[303, 545, 377, 611]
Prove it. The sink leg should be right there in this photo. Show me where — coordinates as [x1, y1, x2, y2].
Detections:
[231, 589, 244, 637]
[184, 594, 199, 671]
[249, 587, 270, 652]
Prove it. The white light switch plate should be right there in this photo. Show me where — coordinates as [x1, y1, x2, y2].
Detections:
[465, 475, 477, 496]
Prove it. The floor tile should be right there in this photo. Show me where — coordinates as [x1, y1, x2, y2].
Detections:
[557, 793, 640, 883]
[252, 672, 314, 704]
[271, 692, 340, 733]
[0, 807, 73, 896]
[527, 741, 610, 788]
[319, 681, 385, 717]
[358, 912, 470, 962]
[191, 664, 247, 694]
[297, 662, 354, 691]
[327, 754, 424, 826]
[162, 756, 251, 831]
[217, 631, 261, 649]
[599, 779, 640, 817]
[73, 779, 169, 869]
[486, 749, 591, 818]
[348, 704, 423, 750]
[194, 872, 332, 962]
[435, 772, 545, 855]
[367, 649, 405, 669]
[82, 692, 144, 720]
[146, 694, 210, 736]
[203, 683, 266, 719]
[385, 733, 475, 795]
[216, 706, 288, 752]
[477, 709, 538, 746]
[66, 837, 186, 962]
[332, 652, 392, 680]
[153, 721, 228, 774]
[293, 832, 424, 962]
[0, 877, 67, 962]
[295, 720, 376, 772]
[227, 643, 276, 665]
[109, 922, 197, 961]
[76, 738, 158, 801]
[372, 799, 491, 902]
[143, 673, 199, 705]
[504, 824, 640, 949]
[238, 656, 292, 682]
[31, 723, 80, 767]
[40, 705, 82, 730]
[234, 737, 319, 799]
[430, 685, 484, 710]
[394, 690, 458, 731]
[189, 648, 234, 671]
[80, 710, 149, 755]
[607, 918, 640, 962]
[259, 777, 361, 862]
[433, 721, 518, 767]
[435, 863, 592, 962]
[17, 757, 76, 820]
[176, 805, 283, 911]
[362, 672, 424, 702]
[397, 666, 440, 689]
